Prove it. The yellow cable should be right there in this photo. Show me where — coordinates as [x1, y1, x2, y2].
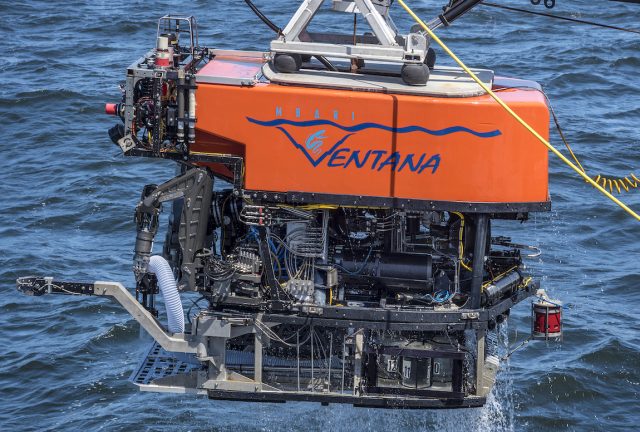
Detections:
[397, 0, 640, 223]
[597, 174, 640, 193]
[482, 265, 519, 290]
[540, 87, 640, 196]
[620, 180, 629, 192]
[563, 138, 587, 174]
[451, 212, 473, 272]
[300, 204, 339, 210]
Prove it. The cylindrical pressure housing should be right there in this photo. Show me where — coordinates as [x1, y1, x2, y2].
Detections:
[532, 299, 562, 340]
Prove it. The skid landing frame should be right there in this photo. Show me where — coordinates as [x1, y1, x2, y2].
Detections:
[130, 342, 487, 409]
[18, 266, 537, 408]
[206, 389, 486, 409]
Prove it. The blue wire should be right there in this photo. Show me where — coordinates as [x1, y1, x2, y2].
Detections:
[420, 287, 456, 304]
[427, 290, 452, 303]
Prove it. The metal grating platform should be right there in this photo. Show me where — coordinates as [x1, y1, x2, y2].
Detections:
[130, 342, 201, 386]
[130, 342, 342, 387]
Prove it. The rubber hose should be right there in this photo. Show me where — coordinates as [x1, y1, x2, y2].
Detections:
[148, 255, 185, 334]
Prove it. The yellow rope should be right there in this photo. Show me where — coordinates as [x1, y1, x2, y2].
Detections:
[397, 0, 640, 222]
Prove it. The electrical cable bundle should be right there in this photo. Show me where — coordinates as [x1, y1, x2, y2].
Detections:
[204, 256, 235, 281]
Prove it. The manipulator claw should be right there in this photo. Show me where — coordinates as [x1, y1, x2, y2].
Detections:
[133, 229, 155, 279]
[16, 276, 52, 296]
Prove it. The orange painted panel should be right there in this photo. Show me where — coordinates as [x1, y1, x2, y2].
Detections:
[195, 81, 549, 204]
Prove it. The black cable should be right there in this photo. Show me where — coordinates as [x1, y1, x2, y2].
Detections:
[315, 55, 339, 72]
[244, 0, 282, 34]
[482, 2, 640, 35]
[243, 0, 339, 72]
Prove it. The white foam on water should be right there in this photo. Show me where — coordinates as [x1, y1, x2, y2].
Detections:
[427, 322, 516, 432]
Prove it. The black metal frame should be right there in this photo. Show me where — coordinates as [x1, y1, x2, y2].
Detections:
[206, 389, 486, 409]
[243, 190, 551, 214]
[16, 277, 94, 297]
[126, 148, 244, 189]
[207, 280, 536, 333]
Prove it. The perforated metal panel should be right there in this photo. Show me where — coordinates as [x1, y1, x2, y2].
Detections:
[130, 342, 201, 386]
[130, 341, 342, 387]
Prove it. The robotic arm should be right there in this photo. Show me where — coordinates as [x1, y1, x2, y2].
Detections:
[425, 0, 485, 30]
[133, 167, 213, 291]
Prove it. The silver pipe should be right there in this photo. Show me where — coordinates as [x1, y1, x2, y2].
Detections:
[177, 70, 185, 146]
[188, 76, 196, 147]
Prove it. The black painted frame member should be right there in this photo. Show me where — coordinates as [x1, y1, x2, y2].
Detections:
[206, 389, 486, 409]
[243, 190, 551, 214]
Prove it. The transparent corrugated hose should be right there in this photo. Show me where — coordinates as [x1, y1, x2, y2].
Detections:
[148, 255, 184, 334]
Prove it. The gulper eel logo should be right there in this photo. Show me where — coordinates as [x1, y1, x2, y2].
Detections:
[247, 117, 501, 174]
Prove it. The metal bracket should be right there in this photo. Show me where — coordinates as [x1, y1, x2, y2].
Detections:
[117, 135, 136, 153]
[15, 277, 199, 353]
[271, 0, 428, 64]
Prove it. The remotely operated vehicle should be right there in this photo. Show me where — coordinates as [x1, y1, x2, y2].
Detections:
[18, 0, 597, 409]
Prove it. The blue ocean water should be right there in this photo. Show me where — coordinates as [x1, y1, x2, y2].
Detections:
[1, 0, 639, 430]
